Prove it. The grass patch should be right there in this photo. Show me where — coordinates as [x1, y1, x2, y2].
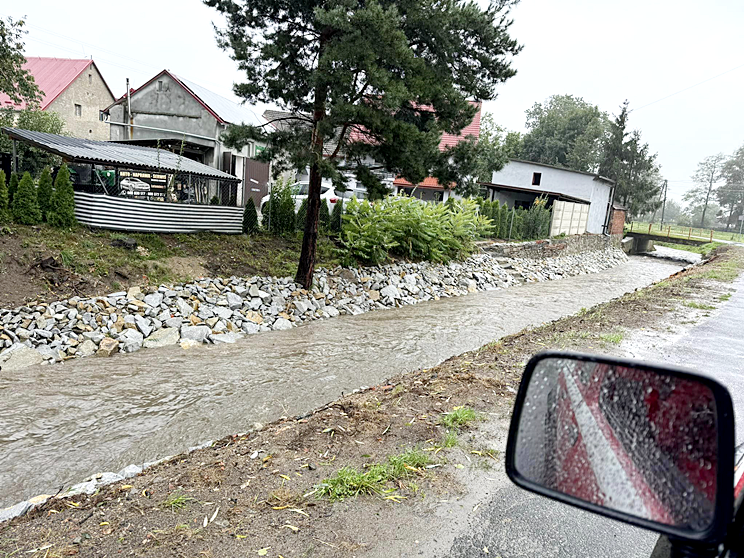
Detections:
[599, 332, 624, 344]
[656, 241, 723, 257]
[442, 430, 458, 448]
[439, 406, 479, 430]
[160, 492, 196, 512]
[719, 293, 732, 302]
[317, 448, 431, 501]
[685, 301, 717, 310]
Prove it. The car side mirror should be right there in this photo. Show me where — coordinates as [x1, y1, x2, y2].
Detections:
[506, 351, 734, 544]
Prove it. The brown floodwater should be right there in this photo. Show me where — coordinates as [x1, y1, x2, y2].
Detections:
[0, 256, 683, 507]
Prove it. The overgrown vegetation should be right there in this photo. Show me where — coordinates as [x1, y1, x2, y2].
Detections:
[263, 177, 296, 235]
[655, 241, 723, 258]
[439, 406, 479, 430]
[316, 448, 431, 501]
[342, 196, 492, 265]
[478, 196, 551, 241]
[11, 171, 41, 225]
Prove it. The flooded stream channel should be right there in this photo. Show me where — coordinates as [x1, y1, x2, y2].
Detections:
[0, 256, 683, 507]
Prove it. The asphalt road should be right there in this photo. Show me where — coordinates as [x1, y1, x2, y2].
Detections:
[430, 273, 744, 558]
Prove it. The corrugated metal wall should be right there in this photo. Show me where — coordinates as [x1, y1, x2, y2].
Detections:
[74, 192, 244, 234]
[550, 201, 589, 236]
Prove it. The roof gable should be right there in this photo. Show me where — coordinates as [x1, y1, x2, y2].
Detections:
[0, 57, 113, 110]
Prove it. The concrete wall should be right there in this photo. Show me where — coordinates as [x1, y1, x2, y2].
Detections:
[47, 63, 113, 141]
[490, 161, 613, 234]
[480, 233, 621, 259]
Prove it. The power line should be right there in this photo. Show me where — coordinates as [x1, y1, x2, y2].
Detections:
[632, 61, 744, 112]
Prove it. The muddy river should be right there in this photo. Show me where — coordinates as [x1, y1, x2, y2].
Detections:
[0, 256, 683, 507]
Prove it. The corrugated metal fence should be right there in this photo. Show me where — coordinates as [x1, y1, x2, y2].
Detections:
[74, 192, 244, 234]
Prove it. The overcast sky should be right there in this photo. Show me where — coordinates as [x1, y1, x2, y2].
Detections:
[11, 0, 744, 202]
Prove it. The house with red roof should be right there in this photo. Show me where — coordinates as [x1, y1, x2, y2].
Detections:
[0, 57, 115, 141]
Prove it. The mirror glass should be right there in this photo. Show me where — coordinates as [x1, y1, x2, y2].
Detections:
[513, 357, 718, 532]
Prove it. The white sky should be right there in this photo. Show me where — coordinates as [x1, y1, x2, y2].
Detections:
[10, 0, 744, 202]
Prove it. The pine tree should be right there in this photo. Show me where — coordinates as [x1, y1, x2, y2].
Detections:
[8, 172, 19, 205]
[242, 197, 259, 234]
[318, 198, 331, 232]
[330, 199, 344, 235]
[0, 170, 9, 222]
[295, 198, 308, 231]
[47, 164, 76, 228]
[11, 171, 41, 225]
[37, 167, 54, 221]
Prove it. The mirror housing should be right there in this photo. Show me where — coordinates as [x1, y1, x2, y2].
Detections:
[506, 351, 734, 544]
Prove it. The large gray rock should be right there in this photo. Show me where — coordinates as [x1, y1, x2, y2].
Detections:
[0, 344, 44, 371]
[77, 339, 98, 357]
[272, 317, 293, 331]
[144, 292, 164, 308]
[0, 500, 32, 523]
[379, 285, 400, 299]
[214, 306, 233, 321]
[134, 315, 153, 337]
[211, 332, 242, 344]
[176, 298, 193, 317]
[241, 322, 260, 335]
[226, 292, 243, 309]
[180, 325, 211, 343]
[119, 329, 144, 353]
[164, 317, 183, 329]
[143, 327, 180, 349]
[118, 464, 143, 479]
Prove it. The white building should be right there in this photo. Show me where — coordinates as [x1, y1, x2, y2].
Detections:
[484, 160, 615, 234]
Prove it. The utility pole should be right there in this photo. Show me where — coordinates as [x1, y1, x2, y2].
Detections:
[126, 78, 132, 140]
[659, 180, 668, 231]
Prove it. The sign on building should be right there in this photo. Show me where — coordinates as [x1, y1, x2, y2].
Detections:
[119, 170, 172, 202]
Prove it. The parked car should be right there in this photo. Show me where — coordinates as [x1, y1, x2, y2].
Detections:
[260, 182, 367, 213]
[119, 177, 151, 195]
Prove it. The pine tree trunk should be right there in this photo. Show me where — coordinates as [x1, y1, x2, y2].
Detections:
[295, 52, 329, 289]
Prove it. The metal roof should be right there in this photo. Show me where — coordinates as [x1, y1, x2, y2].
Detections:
[480, 182, 590, 204]
[507, 159, 615, 185]
[176, 75, 264, 127]
[0, 57, 114, 110]
[2, 128, 239, 181]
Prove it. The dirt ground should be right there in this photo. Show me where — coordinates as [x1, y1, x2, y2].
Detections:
[0, 225, 340, 309]
[1, 247, 741, 558]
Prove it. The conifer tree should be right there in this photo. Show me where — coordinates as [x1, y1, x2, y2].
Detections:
[0, 170, 9, 222]
[11, 171, 41, 225]
[8, 172, 19, 205]
[36, 166, 53, 221]
[242, 197, 260, 234]
[295, 198, 308, 231]
[318, 198, 331, 232]
[330, 199, 343, 235]
[47, 164, 76, 228]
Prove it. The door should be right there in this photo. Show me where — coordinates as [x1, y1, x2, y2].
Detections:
[244, 158, 270, 207]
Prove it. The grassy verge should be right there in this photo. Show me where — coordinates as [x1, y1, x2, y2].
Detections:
[0, 224, 340, 308]
[655, 241, 723, 258]
[1, 247, 741, 557]
[628, 222, 744, 243]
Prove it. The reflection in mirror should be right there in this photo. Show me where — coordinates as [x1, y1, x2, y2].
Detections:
[514, 357, 718, 532]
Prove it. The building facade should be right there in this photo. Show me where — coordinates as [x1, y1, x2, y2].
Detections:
[0, 57, 115, 141]
[105, 70, 266, 206]
[486, 160, 615, 234]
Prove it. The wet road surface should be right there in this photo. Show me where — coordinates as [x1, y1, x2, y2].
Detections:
[0, 257, 683, 507]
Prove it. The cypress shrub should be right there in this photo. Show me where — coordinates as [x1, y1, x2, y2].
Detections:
[8, 172, 19, 206]
[37, 167, 54, 221]
[295, 197, 308, 231]
[330, 198, 344, 234]
[318, 198, 331, 232]
[12, 172, 42, 225]
[0, 170, 9, 222]
[48, 164, 76, 228]
[242, 197, 259, 234]
[267, 178, 296, 235]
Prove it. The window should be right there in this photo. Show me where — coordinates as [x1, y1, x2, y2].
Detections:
[88, 74, 92, 84]
[74, 104, 82, 117]
[532, 172, 542, 186]
[158, 80, 163, 91]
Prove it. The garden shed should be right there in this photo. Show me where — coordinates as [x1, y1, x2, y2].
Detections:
[2, 127, 243, 234]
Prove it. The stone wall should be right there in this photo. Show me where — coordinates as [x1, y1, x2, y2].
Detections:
[479, 234, 621, 259]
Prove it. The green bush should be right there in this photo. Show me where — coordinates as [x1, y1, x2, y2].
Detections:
[242, 197, 259, 234]
[37, 167, 54, 221]
[47, 164, 76, 228]
[209, 195, 220, 205]
[341, 196, 493, 265]
[296, 197, 308, 231]
[0, 170, 9, 222]
[266, 177, 296, 235]
[330, 198, 344, 235]
[318, 198, 331, 232]
[8, 172, 19, 206]
[11, 172, 42, 225]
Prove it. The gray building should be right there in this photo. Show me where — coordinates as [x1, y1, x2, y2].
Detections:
[104, 70, 267, 205]
[484, 160, 615, 234]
